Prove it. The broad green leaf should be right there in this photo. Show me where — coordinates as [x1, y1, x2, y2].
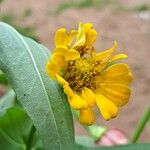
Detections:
[0, 89, 16, 116]
[0, 107, 43, 150]
[0, 22, 75, 150]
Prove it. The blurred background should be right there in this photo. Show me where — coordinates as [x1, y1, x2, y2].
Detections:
[0, 0, 150, 143]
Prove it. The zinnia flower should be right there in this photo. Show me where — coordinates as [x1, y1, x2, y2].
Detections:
[46, 22, 133, 125]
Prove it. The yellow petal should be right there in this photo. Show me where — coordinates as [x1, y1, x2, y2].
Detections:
[56, 74, 75, 98]
[101, 63, 133, 85]
[63, 84, 74, 98]
[96, 94, 118, 120]
[68, 94, 88, 110]
[110, 53, 128, 62]
[101, 84, 131, 107]
[55, 74, 87, 109]
[54, 46, 80, 61]
[70, 29, 78, 40]
[83, 23, 93, 32]
[96, 41, 118, 60]
[74, 22, 96, 48]
[102, 63, 129, 76]
[46, 61, 59, 78]
[56, 74, 68, 86]
[65, 49, 80, 61]
[85, 29, 97, 48]
[73, 23, 86, 47]
[54, 46, 68, 55]
[55, 28, 77, 47]
[51, 53, 66, 67]
[79, 107, 95, 125]
[81, 87, 95, 107]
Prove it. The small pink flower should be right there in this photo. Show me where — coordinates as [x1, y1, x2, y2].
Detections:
[97, 128, 129, 146]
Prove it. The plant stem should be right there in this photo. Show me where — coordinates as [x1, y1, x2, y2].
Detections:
[26, 125, 36, 150]
[83, 125, 106, 141]
[130, 106, 150, 143]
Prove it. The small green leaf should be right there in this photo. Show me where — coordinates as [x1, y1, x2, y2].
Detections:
[84, 125, 106, 142]
[0, 89, 16, 116]
[0, 70, 9, 85]
[76, 143, 150, 150]
[0, 107, 43, 150]
[75, 136, 95, 147]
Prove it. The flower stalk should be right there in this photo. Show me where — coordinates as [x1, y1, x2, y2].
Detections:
[130, 106, 150, 143]
[26, 125, 36, 150]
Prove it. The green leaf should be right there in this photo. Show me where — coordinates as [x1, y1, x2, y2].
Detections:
[76, 144, 150, 150]
[85, 125, 106, 142]
[75, 136, 95, 147]
[0, 70, 9, 85]
[0, 106, 43, 150]
[0, 22, 74, 150]
[0, 89, 16, 116]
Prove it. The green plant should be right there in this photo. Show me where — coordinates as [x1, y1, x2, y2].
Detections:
[113, 3, 150, 13]
[54, 0, 116, 14]
[23, 8, 32, 17]
[0, 22, 149, 150]
[128, 3, 150, 12]
[0, 13, 38, 42]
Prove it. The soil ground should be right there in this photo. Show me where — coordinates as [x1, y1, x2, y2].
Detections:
[0, 0, 150, 143]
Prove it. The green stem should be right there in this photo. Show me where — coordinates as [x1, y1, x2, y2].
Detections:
[83, 125, 106, 141]
[130, 106, 150, 143]
[26, 125, 36, 150]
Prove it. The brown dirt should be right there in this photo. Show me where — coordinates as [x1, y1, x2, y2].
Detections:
[0, 0, 150, 143]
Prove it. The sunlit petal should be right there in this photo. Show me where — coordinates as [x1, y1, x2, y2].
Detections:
[101, 63, 133, 85]
[101, 84, 131, 107]
[79, 107, 95, 125]
[55, 28, 77, 47]
[96, 94, 118, 120]
[46, 62, 59, 78]
[65, 49, 80, 61]
[82, 87, 95, 107]
[96, 41, 118, 60]
[68, 94, 88, 110]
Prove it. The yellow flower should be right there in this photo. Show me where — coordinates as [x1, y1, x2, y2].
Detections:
[46, 22, 133, 126]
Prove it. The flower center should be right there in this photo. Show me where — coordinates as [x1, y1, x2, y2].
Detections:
[63, 57, 103, 92]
